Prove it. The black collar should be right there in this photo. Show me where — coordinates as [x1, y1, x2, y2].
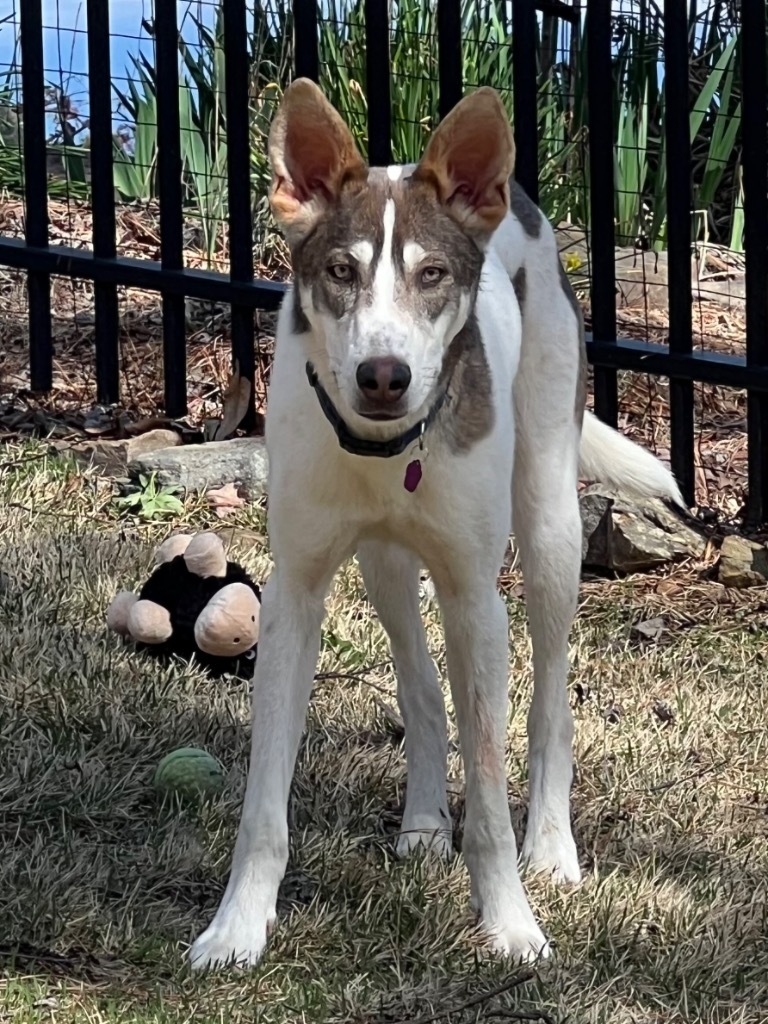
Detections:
[305, 362, 448, 458]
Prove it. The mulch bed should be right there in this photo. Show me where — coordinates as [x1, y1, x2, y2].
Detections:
[0, 197, 753, 523]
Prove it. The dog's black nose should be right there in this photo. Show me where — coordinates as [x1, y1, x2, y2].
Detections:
[356, 358, 411, 405]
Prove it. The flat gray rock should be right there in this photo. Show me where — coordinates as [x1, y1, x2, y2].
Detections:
[128, 437, 269, 498]
[580, 485, 706, 571]
[556, 224, 746, 311]
[717, 534, 768, 588]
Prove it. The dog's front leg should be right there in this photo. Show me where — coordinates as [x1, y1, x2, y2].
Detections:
[438, 578, 548, 962]
[189, 565, 329, 970]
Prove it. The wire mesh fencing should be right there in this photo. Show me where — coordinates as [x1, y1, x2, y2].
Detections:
[0, 1, 766, 519]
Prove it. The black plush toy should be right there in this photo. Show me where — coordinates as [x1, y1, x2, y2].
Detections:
[106, 532, 261, 678]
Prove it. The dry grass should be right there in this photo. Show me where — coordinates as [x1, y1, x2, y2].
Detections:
[2, 441, 768, 1024]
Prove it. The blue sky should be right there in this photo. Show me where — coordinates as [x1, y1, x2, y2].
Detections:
[0, 1, 214, 128]
[0, 1, 717, 136]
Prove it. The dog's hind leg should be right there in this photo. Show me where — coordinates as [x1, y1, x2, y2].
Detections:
[433, 558, 549, 962]
[357, 540, 452, 858]
[512, 266, 583, 885]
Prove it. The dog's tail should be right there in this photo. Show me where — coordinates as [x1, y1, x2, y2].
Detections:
[579, 410, 685, 507]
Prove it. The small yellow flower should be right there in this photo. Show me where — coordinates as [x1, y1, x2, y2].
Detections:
[564, 252, 583, 273]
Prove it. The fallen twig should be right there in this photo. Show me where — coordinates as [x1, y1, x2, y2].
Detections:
[644, 758, 728, 794]
[484, 1012, 556, 1023]
[314, 662, 395, 698]
[314, 662, 392, 682]
[381, 972, 543, 1024]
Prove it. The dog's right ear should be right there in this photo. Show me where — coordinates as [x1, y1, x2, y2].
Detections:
[269, 79, 366, 245]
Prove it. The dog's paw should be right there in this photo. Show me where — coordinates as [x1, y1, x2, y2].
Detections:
[396, 816, 453, 859]
[188, 910, 275, 972]
[482, 916, 551, 964]
[520, 830, 581, 885]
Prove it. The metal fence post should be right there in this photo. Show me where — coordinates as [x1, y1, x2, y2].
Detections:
[586, 0, 618, 428]
[224, 0, 257, 431]
[155, 2, 187, 417]
[437, 0, 462, 119]
[663, 0, 695, 506]
[19, 0, 52, 394]
[294, 0, 320, 82]
[742, 0, 768, 525]
[512, 0, 539, 203]
[365, 0, 392, 165]
[87, 0, 120, 406]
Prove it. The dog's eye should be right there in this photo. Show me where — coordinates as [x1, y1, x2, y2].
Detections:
[328, 263, 354, 283]
[420, 266, 445, 287]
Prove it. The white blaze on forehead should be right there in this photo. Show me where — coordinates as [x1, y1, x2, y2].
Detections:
[349, 239, 374, 267]
[370, 198, 397, 308]
[386, 164, 403, 181]
[403, 241, 427, 273]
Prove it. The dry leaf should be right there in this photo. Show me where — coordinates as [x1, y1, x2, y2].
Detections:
[212, 364, 251, 441]
[652, 699, 675, 725]
[207, 482, 246, 518]
[630, 616, 665, 643]
[603, 703, 624, 725]
[656, 579, 682, 598]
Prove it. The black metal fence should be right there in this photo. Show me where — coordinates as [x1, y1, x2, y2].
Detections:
[1, 0, 767, 521]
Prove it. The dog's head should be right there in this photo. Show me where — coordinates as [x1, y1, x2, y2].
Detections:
[269, 80, 515, 427]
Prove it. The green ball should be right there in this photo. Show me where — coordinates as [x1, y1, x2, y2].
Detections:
[153, 747, 224, 801]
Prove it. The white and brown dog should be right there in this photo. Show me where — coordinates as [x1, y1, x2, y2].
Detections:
[190, 80, 682, 968]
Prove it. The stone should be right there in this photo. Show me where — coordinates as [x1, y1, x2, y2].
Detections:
[555, 223, 746, 312]
[65, 429, 181, 475]
[128, 437, 269, 498]
[127, 429, 183, 460]
[717, 534, 768, 588]
[580, 485, 706, 572]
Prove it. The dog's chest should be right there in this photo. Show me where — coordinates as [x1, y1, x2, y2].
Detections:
[334, 448, 440, 520]
[323, 432, 509, 547]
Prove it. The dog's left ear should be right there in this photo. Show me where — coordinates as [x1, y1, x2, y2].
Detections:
[269, 78, 367, 245]
[412, 87, 515, 237]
